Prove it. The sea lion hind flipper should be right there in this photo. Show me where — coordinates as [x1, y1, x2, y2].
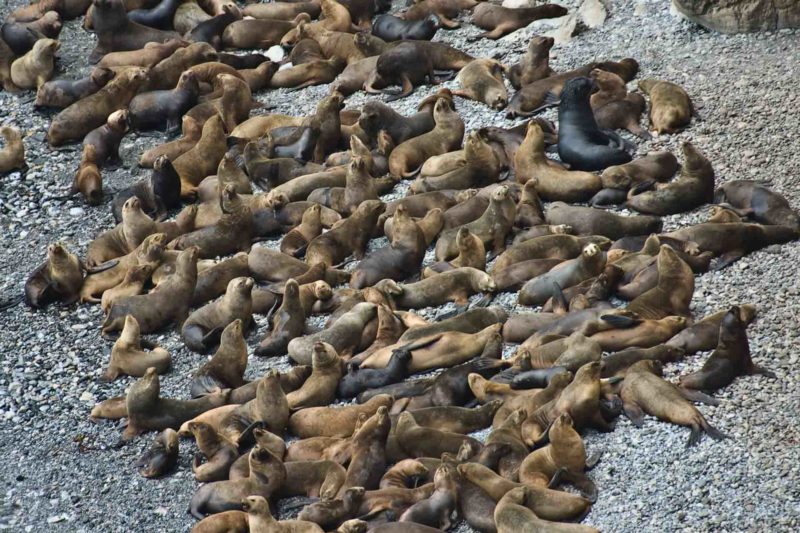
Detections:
[622, 402, 644, 427]
[471, 293, 494, 309]
[236, 420, 265, 451]
[700, 420, 729, 442]
[600, 314, 641, 328]
[569, 474, 598, 503]
[547, 466, 567, 489]
[750, 364, 776, 378]
[84, 258, 120, 274]
[711, 250, 744, 270]
[291, 243, 309, 258]
[585, 450, 603, 470]
[281, 496, 320, 511]
[678, 388, 719, 406]
[551, 282, 568, 314]
[687, 424, 703, 447]
[628, 180, 655, 198]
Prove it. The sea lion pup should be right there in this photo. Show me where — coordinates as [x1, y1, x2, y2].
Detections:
[638, 78, 696, 134]
[88, 0, 180, 63]
[625, 245, 693, 319]
[494, 234, 610, 273]
[494, 486, 599, 533]
[600, 344, 685, 378]
[298, 486, 366, 530]
[71, 144, 103, 205]
[394, 412, 482, 459]
[83, 109, 129, 169]
[626, 142, 715, 216]
[123, 367, 229, 440]
[139, 115, 202, 168]
[245, 495, 324, 533]
[372, 13, 439, 41]
[470, 4, 569, 39]
[255, 278, 306, 358]
[170, 185, 253, 258]
[191, 510, 248, 533]
[189, 421, 238, 482]
[600, 151, 680, 191]
[289, 395, 394, 439]
[715, 180, 800, 230]
[365, 41, 441, 101]
[100, 264, 153, 313]
[171, 114, 226, 198]
[680, 306, 774, 392]
[509, 35, 554, 90]
[102, 315, 171, 380]
[518, 243, 605, 306]
[187, 4, 243, 49]
[34, 66, 114, 109]
[101, 246, 198, 336]
[621, 360, 727, 447]
[221, 371, 291, 440]
[423, 227, 485, 277]
[135, 428, 178, 479]
[97, 39, 187, 69]
[557, 76, 632, 172]
[453, 58, 507, 110]
[128, 70, 200, 133]
[667, 305, 756, 355]
[190, 446, 285, 518]
[378, 267, 496, 310]
[349, 205, 426, 289]
[0, 126, 26, 175]
[518, 412, 598, 500]
[545, 202, 663, 241]
[434, 184, 514, 260]
[190, 319, 247, 397]
[398, 463, 458, 529]
[269, 56, 344, 90]
[9, 37, 58, 89]
[515, 122, 601, 202]
[305, 200, 385, 267]
[286, 342, 344, 409]
[389, 96, 464, 177]
[181, 277, 254, 353]
[47, 66, 147, 146]
[111, 156, 181, 223]
[411, 130, 500, 193]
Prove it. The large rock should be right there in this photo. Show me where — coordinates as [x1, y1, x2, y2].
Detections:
[672, 0, 800, 33]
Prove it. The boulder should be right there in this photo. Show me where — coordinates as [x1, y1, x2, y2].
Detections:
[672, 0, 800, 33]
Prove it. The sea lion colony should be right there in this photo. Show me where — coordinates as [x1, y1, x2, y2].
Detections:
[0, 0, 796, 531]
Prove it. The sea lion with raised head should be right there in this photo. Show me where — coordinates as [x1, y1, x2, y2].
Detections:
[102, 315, 171, 380]
[509, 35, 554, 90]
[71, 144, 103, 205]
[128, 70, 200, 133]
[255, 278, 306, 358]
[182, 277, 253, 353]
[286, 342, 344, 409]
[189, 421, 239, 482]
[305, 200, 385, 267]
[10, 37, 58, 90]
[190, 319, 248, 397]
[666, 305, 756, 355]
[83, 109, 129, 169]
[518, 243, 606, 306]
[34, 66, 113, 108]
[626, 245, 694, 319]
[111, 156, 181, 223]
[411, 129, 500, 193]
[88, 0, 180, 63]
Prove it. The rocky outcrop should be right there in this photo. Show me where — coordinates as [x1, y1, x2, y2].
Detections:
[672, 0, 800, 33]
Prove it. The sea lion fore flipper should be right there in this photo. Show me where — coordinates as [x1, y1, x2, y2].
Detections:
[600, 314, 641, 328]
[622, 401, 645, 427]
[679, 388, 719, 406]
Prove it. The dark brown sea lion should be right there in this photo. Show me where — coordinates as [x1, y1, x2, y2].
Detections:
[638, 78, 696, 134]
[187, 3, 242, 49]
[506, 64, 595, 118]
[680, 306, 774, 391]
[47, 66, 147, 146]
[622, 360, 727, 447]
[128, 70, 200, 133]
[112, 156, 181, 223]
[494, 486, 599, 533]
[666, 305, 756, 355]
[402, 0, 477, 28]
[127, 0, 182, 30]
[509, 35, 554, 90]
[22, 243, 85, 308]
[190, 319, 248, 397]
[71, 144, 103, 205]
[626, 142, 715, 216]
[34, 66, 114, 108]
[83, 109, 129, 169]
[357, 91, 445, 145]
[255, 278, 306, 358]
[182, 277, 253, 353]
[305, 200, 385, 267]
[123, 366, 229, 440]
[88, 0, 180, 63]
[102, 315, 171, 380]
[470, 3, 568, 40]
[136, 428, 178, 479]
[714, 180, 800, 230]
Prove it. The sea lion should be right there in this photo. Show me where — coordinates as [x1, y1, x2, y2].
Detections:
[281, 204, 323, 257]
[123, 367, 229, 440]
[83, 109, 129, 169]
[190, 319, 248, 397]
[339, 406, 391, 493]
[714, 180, 800, 230]
[309, 156, 381, 216]
[102, 315, 171, 380]
[221, 371, 291, 440]
[255, 278, 306, 358]
[140, 42, 217, 92]
[470, 3, 568, 39]
[189, 446, 285, 518]
[0, 126, 26, 175]
[586, 315, 688, 352]
[34, 66, 114, 108]
[494, 486, 599, 533]
[101, 246, 198, 336]
[243, 1, 321, 20]
[493, 258, 563, 292]
[373, 13, 439, 41]
[88, 0, 180, 63]
[395, 412, 482, 458]
[453, 58, 507, 110]
[399, 463, 458, 530]
[388, 96, 464, 178]
[402, 0, 476, 28]
[621, 360, 727, 447]
[135, 428, 178, 479]
[289, 395, 394, 439]
[667, 305, 757, 355]
[305, 200, 385, 267]
[99, 263, 153, 313]
[189, 421, 239, 482]
[298, 487, 366, 530]
[286, 342, 344, 409]
[111, 156, 181, 223]
[128, 70, 200, 133]
[269, 57, 344, 90]
[288, 303, 377, 365]
[10, 37, 58, 89]
[600, 344, 685, 377]
[47, 66, 147, 146]
[519, 244, 606, 306]
[222, 15, 306, 49]
[365, 41, 442, 101]
[625, 245, 694, 319]
[97, 39, 188, 69]
[600, 151, 679, 191]
[245, 495, 324, 532]
[626, 142, 715, 216]
[509, 35, 554, 90]
[71, 144, 103, 205]
[424, 227, 486, 277]
[515, 123, 601, 202]
[493, 234, 610, 273]
[545, 203, 662, 240]
[139, 115, 202, 168]
[411, 129, 500, 193]
[379, 267, 496, 310]
[557, 76, 632, 172]
[357, 91, 445, 145]
[638, 78, 696, 134]
[182, 277, 253, 353]
[187, 4, 242, 49]
[680, 306, 774, 391]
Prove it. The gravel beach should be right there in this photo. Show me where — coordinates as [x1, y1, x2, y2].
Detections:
[1, 0, 800, 531]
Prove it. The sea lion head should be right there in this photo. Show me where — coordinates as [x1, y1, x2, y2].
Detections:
[122, 196, 142, 217]
[456, 438, 481, 461]
[349, 134, 369, 156]
[529, 35, 555, 56]
[353, 199, 384, 219]
[34, 38, 60, 57]
[456, 188, 478, 203]
[177, 246, 200, 270]
[311, 341, 339, 368]
[231, 276, 254, 297]
[187, 420, 215, 443]
[124, 66, 149, 84]
[337, 520, 368, 533]
[125, 263, 154, 283]
[562, 76, 597, 103]
[554, 411, 574, 431]
[133, 367, 161, 401]
[434, 462, 455, 486]
[582, 243, 601, 259]
[241, 495, 270, 514]
[491, 184, 509, 202]
[475, 270, 497, 293]
[47, 242, 69, 262]
[140, 232, 167, 257]
[176, 70, 199, 93]
[311, 280, 332, 301]
[590, 68, 623, 90]
[90, 66, 114, 87]
[637, 78, 657, 94]
[575, 361, 601, 382]
[424, 13, 441, 29]
[349, 155, 368, 175]
[456, 226, 472, 247]
[107, 109, 129, 133]
[681, 142, 712, 174]
[433, 95, 455, 121]
[374, 278, 402, 296]
[221, 318, 244, 344]
[600, 164, 630, 189]
[284, 278, 300, 299]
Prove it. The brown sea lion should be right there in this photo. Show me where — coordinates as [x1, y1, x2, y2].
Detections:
[47, 66, 147, 146]
[101, 246, 198, 336]
[423, 227, 486, 278]
[546, 202, 662, 241]
[454, 58, 507, 110]
[626, 142, 714, 216]
[509, 35, 554, 90]
[288, 303, 377, 364]
[638, 78, 696, 134]
[100, 263, 153, 313]
[493, 234, 610, 273]
[192, 511, 247, 533]
[411, 129, 500, 193]
[221, 371, 291, 440]
[71, 144, 103, 205]
[600, 151, 679, 191]
[139, 116, 201, 168]
[141, 42, 217, 92]
[255, 278, 306, 358]
[339, 406, 391, 493]
[102, 315, 171, 380]
[182, 277, 253, 353]
[245, 495, 324, 532]
[309, 156, 381, 216]
[10, 37, 58, 90]
[83, 109, 129, 169]
[399, 463, 458, 530]
[123, 366, 229, 440]
[88, 0, 180, 63]
[189, 421, 238, 482]
[470, 3, 568, 40]
[0, 126, 26, 175]
[286, 342, 344, 409]
[679, 306, 774, 391]
[494, 486, 599, 533]
[128, 70, 200, 133]
[190, 319, 248, 397]
[136, 428, 179, 479]
[714, 180, 800, 230]
[289, 395, 394, 439]
[586, 315, 688, 352]
[518, 244, 606, 306]
[270, 56, 345, 90]
[625, 245, 693, 319]
[515, 122, 601, 202]
[34, 66, 113, 108]
[600, 344, 685, 377]
[666, 305, 756, 355]
[223, 15, 308, 49]
[297, 487, 366, 530]
[305, 200, 385, 267]
[395, 412, 482, 458]
[402, 0, 477, 29]
[622, 360, 727, 446]
[379, 267, 496, 310]
[506, 64, 596, 118]
[97, 39, 188, 69]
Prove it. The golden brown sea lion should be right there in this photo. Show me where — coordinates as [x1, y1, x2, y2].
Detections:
[182, 277, 253, 353]
[102, 315, 171, 381]
[453, 58, 507, 110]
[508, 35, 554, 90]
[245, 495, 324, 532]
[638, 78, 696, 134]
[286, 342, 344, 409]
[189, 421, 238, 482]
[190, 319, 248, 397]
[494, 486, 599, 533]
[626, 245, 694, 319]
[0, 126, 26, 175]
[470, 3, 568, 40]
[10, 37, 58, 89]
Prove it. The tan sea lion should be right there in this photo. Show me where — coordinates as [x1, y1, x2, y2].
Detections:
[0, 126, 26, 175]
[410, 129, 500, 193]
[470, 3, 568, 40]
[289, 394, 394, 439]
[626, 245, 693, 319]
[245, 495, 323, 532]
[638, 78, 696, 134]
[493, 234, 610, 273]
[509, 35, 554, 90]
[378, 267, 496, 310]
[221, 371, 291, 439]
[139, 116, 202, 168]
[423, 227, 486, 278]
[97, 39, 188, 69]
[286, 342, 344, 409]
[586, 315, 688, 352]
[10, 37, 58, 89]
[280, 204, 323, 257]
[102, 315, 171, 380]
[600, 151, 680, 191]
[190, 319, 248, 397]
[189, 421, 238, 482]
[494, 486, 599, 533]
[395, 412, 482, 459]
[305, 200, 385, 267]
[182, 277, 253, 353]
[453, 58, 507, 110]
[100, 264, 153, 313]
